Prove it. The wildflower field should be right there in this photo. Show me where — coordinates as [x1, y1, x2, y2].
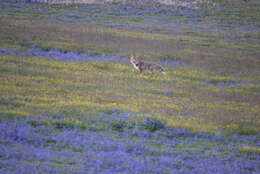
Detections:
[0, 0, 259, 173]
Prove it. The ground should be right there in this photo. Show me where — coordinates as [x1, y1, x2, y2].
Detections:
[0, 0, 259, 173]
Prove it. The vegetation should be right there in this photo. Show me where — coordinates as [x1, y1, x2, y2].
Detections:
[0, 0, 259, 173]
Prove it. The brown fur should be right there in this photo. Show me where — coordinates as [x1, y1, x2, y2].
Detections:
[130, 56, 166, 74]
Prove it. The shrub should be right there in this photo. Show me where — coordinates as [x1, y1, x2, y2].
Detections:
[111, 120, 126, 132]
[141, 117, 165, 132]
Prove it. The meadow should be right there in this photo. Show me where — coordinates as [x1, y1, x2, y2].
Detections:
[0, 0, 259, 173]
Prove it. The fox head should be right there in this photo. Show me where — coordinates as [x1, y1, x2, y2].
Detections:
[130, 55, 139, 59]
[130, 55, 140, 71]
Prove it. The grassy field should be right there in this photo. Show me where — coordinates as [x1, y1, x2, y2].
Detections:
[0, 0, 260, 173]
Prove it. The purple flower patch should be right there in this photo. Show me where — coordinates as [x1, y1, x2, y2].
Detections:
[0, 116, 259, 173]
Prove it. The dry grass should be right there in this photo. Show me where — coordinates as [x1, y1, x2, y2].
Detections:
[0, 54, 259, 134]
[0, 1, 259, 135]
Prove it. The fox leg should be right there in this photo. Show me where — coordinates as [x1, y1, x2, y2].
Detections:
[149, 69, 155, 74]
[152, 66, 157, 74]
[139, 67, 143, 74]
[150, 65, 157, 74]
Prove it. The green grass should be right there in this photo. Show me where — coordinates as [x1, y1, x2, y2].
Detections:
[0, 54, 259, 134]
[1, 13, 260, 74]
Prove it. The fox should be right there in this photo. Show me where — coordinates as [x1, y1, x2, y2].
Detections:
[130, 55, 166, 74]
